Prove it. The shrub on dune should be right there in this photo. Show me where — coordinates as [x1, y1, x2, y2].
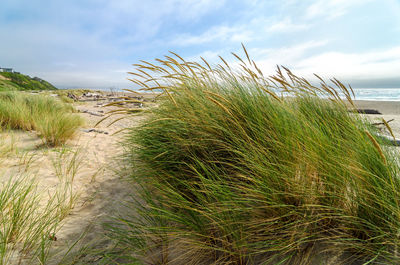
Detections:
[0, 93, 33, 130]
[35, 112, 83, 147]
[109, 48, 400, 264]
[0, 91, 83, 146]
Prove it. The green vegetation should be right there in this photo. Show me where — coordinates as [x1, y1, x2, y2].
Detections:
[108, 50, 400, 264]
[0, 92, 83, 146]
[0, 134, 81, 264]
[0, 72, 57, 91]
[0, 175, 62, 264]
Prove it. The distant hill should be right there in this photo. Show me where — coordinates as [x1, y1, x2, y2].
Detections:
[0, 72, 57, 91]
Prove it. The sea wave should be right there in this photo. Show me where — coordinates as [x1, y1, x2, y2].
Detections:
[349, 88, 400, 101]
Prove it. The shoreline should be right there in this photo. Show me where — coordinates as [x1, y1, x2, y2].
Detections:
[353, 100, 400, 115]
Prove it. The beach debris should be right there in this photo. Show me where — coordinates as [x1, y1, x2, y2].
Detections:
[67, 92, 79, 101]
[354, 109, 382, 115]
[78, 92, 107, 101]
[80, 109, 104, 117]
[83, 92, 101, 98]
[108, 97, 121, 102]
[81, 128, 109, 134]
[48, 233, 57, 241]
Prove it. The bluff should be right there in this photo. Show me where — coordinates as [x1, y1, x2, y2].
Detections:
[0, 72, 57, 90]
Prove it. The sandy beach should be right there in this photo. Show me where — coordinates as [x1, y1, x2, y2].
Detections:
[1, 94, 400, 264]
[353, 100, 400, 140]
[0, 91, 153, 264]
[354, 100, 400, 115]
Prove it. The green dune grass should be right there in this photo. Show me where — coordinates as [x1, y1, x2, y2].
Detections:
[0, 72, 57, 91]
[105, 49, 400, 264]
[0, 139, 82, 264]
[0, 92, 83, 146]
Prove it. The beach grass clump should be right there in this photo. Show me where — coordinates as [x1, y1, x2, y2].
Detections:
[35, 112, 82, 147]
[0, 146, 81, 264]
[0, 91, 83, 146]
[110, 48, 400, 264]
[0, 176, 58, 264]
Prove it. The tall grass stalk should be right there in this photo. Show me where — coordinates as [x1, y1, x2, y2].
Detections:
[51, 147, 83, 219]
[106, 48, 400, 264]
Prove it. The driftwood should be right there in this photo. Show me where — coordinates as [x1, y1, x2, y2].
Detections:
[354, 109, 382, 115]
[78, 98, 107, 102]
[67, 93, 79, 101]
[80, 110, 104, 117]
[81, 128, 109, 135]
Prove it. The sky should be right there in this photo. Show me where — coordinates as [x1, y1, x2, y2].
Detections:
[0, 0, 399, 89]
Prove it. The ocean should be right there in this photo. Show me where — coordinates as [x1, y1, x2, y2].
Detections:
[349, 88, 400, 101]
[63, 87, 400, 101]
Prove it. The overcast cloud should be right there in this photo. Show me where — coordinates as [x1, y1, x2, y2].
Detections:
[0, 0, 399, 89]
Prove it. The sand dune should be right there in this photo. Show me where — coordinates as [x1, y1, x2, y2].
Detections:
[0, 93, 147, 264]
[3, 95, 400, 264]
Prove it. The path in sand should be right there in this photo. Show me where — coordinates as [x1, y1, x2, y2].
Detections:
[0, 94, 149, 264]
[49, 98, 148, 262]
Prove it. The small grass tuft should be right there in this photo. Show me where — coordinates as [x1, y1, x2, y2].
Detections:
[36, 113, 83, 147]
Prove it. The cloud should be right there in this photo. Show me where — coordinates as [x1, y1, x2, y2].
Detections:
[230, 42, 400, 87]
[187, 50, 222, 63]
[294, 46, 400, 80]
[250, 40, 330, 73]
[0, 0, 231, 88]
[266, 18, 310, 32]
[170, 25, 253, 46]
[0, 0, 399, 88]
[304, 0, 372, 20]
[37, 61, 135, 89]
[173, 0, 227, 20]
[170, 16, 311, 47]
[97, 0, 227, 35]
[154, 41, 400, 90]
